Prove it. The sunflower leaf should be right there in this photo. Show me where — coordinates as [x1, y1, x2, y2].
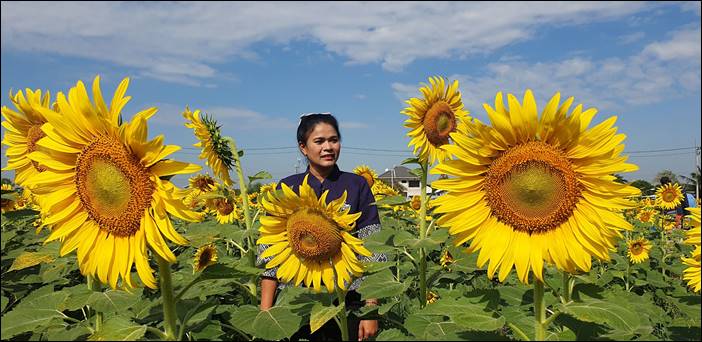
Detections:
[248, 171, 272, 183]
[357, 270, 410, 300]
[401, 157, 420, 166]
[309, 302, 343, 333]
[88, 316, 146, 341]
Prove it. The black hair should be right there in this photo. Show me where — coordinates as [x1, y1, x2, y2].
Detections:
[660, 176, 671, 185]
[296, 114, 341, 145]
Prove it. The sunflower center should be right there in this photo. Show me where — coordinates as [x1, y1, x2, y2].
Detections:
[286, 208, 343, 262]
[485, 141, 582, 234]
[662, 190, 676, 202]
[423, 101, 456, 146]
[631, 243, 643, 254]
[76, 136, 154, 237]
[214, 198, 234, 215]
[26, 125, 47, 172]
[199, 248, 214, 265]
[194, 177, 215, 192]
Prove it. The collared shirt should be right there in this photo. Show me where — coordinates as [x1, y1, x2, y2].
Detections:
[257, 165, 386, 290]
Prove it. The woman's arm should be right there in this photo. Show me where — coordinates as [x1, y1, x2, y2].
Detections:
[260, 277, 278, 310]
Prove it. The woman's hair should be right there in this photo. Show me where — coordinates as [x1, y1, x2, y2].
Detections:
[297, 113, 341, 145]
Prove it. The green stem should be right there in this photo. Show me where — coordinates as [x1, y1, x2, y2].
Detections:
[230, 138, 256, 267]
[157, 255, 178, 341]
[542, 310, 562, 328]
[174, 275, 201, 302]
[534, 279, 546, 341]
[418, 161, 429, 308]
[508, 322, 530, 341]
[335, 288, 349, 342]
[146, 326, 169, 340]
[561, 271, 572, 303]
[87, 276, 103, 332]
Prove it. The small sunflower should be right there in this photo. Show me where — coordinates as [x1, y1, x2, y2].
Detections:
[1, 183, 16, 213]
[636, 209, 656, 224]
[431, 90, 640, 284]
[193, 244, 218, 273]
[26, 76, 204, 289]
[640, 197, 656, 209]
[189, 174, 217, 193]
[655, 183, 683, 210]
[353, 165, 378, 188]
[627, 238, 652, 264]
[402, 76, 471, 164]
[183, 108, 234, 186]
[258, 175, 371, 293]
[427, 291, 439, 304]
[410, 195, 421, 211]
[206, 194, 240, 224]
[440, 249, 454, 269]
[684, 207, 700, 246]
[1, 89, 54, 186]
[259, 182, 278, 196]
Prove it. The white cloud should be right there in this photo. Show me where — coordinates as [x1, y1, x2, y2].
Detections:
[392, 27, 701, 119]
[1, 1, 651, 84]
[619, 31, 645, 44]
[339, 121, 368, 129]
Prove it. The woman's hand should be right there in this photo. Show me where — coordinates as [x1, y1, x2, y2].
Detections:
[358, 320, 378, 341]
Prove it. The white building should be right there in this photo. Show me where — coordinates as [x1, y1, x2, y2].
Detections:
[377, 166, 433, 199]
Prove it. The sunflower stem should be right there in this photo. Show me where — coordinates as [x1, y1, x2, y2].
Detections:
[156, 255, 178, 341]
[534, 279, 546, 341]
[229, 138, 256, 267]
[417, 161, 429, 308]
[335, 287, 349, 341]
[561, 271, 572, 303]
[86, 275, 103, 333]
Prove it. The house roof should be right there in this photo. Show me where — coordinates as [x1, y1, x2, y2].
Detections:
[377, 165, 418, 180]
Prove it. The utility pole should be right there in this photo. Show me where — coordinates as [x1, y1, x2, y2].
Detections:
[696, 145, 700, 201]
[295, 157, 301, 174]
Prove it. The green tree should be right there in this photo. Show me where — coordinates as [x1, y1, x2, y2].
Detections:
[630, 179, 654, 196]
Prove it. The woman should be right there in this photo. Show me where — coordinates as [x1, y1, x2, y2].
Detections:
[258, 113, 384, 341]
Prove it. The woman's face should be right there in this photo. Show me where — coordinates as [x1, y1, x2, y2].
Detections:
[300, 122, 340, 170]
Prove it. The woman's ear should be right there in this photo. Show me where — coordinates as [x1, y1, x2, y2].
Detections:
[299, 142, 307, 157]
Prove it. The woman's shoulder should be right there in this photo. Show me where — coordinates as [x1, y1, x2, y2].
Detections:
[338, 170, 370, 190]
[278, 172, 306, 187]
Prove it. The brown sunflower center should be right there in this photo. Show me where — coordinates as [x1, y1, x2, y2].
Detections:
[286, 208, 343, 262]
[198, 247, 214, 266]
[75, 136, 154, 237]
[662, 190, 676, 202]
[410, 196, 421, 210]
[485, 141, 582, 234]
[423, 101, 456, 146]
[640, 212, 651, 222]
[213, 198, 234, 215]
[631, 242, 643, 254]
[194, 177, 215, 192]
[26, 124, 47, 172]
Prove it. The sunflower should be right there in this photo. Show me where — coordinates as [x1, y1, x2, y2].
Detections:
[639, 197, 656, 209]
[26, 76, 204, 289]
[427, 291, 439, 304]
[1, 89, 53, 186]
[636, 209, 656, 224]
[193, 244, 218, 273]
[402, 76, 471, 164]
[682, 246, 701, 293]
[353, 165, 378, 188]
[259, 182, 277, 196]
[1, 183, 16, 213]
[410, 195, 421, 211]
[189, 174, 217, 193]
[627, 238, 652, 264]
[258, 175, 371, 293]
[183, 108, 234, 186]
[655, 183, 683, 210]
[431, 90, 640, 284]
[440, 249, 454, 269]
[682, 207, 700, 292]
[206, 194, 239, 224]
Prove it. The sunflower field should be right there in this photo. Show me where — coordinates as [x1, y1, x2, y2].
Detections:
[1, 76, 700, 341]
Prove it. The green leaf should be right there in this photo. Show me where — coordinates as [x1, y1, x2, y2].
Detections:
[88, 316, 146, 341]
[409, 168, 424, 178]
[248, 171, 272, 183]
[230, 305, 303, 340]
[559, 298, 642, 337]
[183, 221, 222, 247]
[404, 313, 459, 340]
[357, 270, 410, 299]
[422, 297, 505, 331]
[45, 322, 92, 341]
[7, 251, 55, 272]
[309, 302, 343, 333]
[376, 328, 413, 341]
[0, 286, 70, 339]
[190, 322, 224, 340]
[1, 295, 8, 312]
[86, 289, 142, 313]
[400, 229, 449, 252]
[401, 157, 420, 166]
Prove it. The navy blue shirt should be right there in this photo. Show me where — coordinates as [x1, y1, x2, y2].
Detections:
[277, 165, 380, 233]
[257, 165, 385, 289]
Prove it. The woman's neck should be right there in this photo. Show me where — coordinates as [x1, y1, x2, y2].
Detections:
[308, 164, 334, 183]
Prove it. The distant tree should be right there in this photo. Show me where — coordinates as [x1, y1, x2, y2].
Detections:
[248, 182, 263, 194]
[613, 174, 627, 184]
[630, 179, 654, 196]
[653, 170, 680, 186]
[679, 166, 701, 194]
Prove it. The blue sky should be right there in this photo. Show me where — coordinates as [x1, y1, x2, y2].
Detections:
[1, 1, 700, 188]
